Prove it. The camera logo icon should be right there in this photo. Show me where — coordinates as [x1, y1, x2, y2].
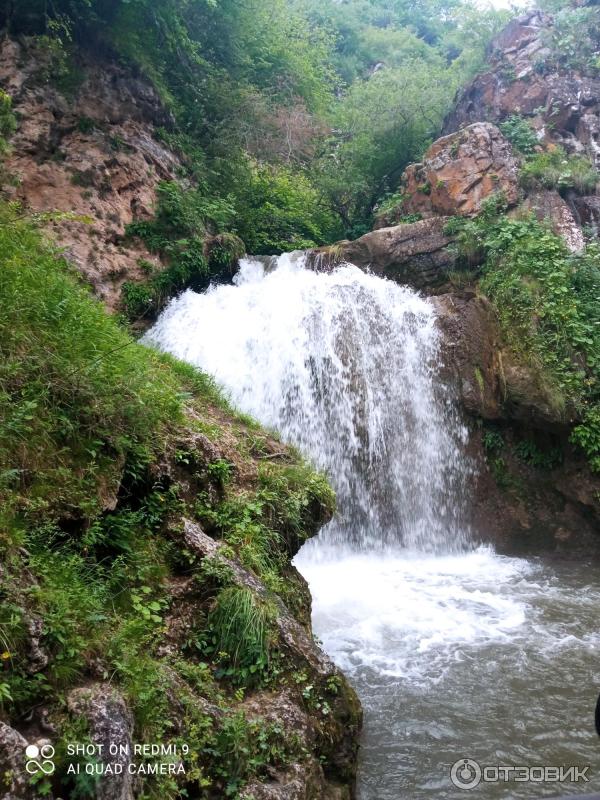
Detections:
[450, 758, 482, 790]
[25, 743, 55, 775]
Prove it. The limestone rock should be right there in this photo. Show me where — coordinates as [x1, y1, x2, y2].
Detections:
[67, 686, 135, 800]
[0, 38, 183, 313]
[0, 723, 45, 800]
[520, 189, 585, 252]
[432, 293, 505, 420]
[308, 217, 457, 289]
[443, 10, 600, 169]
[400, 123, 520, 218]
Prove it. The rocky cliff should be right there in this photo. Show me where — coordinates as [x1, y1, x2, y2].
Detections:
[311, 9, 600, 552]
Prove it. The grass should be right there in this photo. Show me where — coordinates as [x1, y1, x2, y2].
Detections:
[520, 146, 598, 194]
[0, 199, 339, 797]
[208, 587, 276, 684]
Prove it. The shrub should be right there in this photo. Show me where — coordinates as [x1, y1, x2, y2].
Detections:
[520, 147, 598, 194]
[499, 114, 538, 155]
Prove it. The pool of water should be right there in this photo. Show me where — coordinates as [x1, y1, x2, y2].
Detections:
[295, 544, 600, 799]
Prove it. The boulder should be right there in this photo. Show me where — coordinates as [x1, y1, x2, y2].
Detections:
[432, 292, 505, 420]
[0, 723, 45, 800]
[308, 217, 457, 289]
[400, 123, 520, 217]
[443, 9, 600, 170]
[67, 686, 135, 800]
[433, 291, 575, 429]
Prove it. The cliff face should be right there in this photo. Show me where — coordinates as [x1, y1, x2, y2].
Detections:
[310, 10, 600, 552]
[0, 37, 184, 313]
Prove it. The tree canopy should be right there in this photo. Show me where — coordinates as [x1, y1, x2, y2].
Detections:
[0, 0, 508, 248]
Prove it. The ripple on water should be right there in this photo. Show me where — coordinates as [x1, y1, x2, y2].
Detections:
[295, 544, 600, 800]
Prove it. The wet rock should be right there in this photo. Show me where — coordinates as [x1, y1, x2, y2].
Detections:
[67, 685, 135, 800]
[400, 123, 520, 218]
[434, 291, 574, 428]
[309, 217, 457, 289]
[433, 290, 600, 551]
[433, 292, 505, 419]
[573, 194, 600, 234]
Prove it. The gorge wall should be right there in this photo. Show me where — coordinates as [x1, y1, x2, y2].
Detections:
[311, 9, 600, 552]
[2, 8, 600, 798]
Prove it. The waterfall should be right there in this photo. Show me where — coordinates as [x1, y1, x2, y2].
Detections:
[144, 253, 600, 800]
[145, 252, 471, 553]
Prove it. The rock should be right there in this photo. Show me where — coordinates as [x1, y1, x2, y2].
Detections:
[443, 11, 555, 132]
[23, 614, 49, 675]
[573, 194, 600, 234]
[180, 520, 336, 676]
[443, 10, 600, 170]
[308, 217, 457, 290]
[241, 762, 347, 800]
[520, 189, 585, 251]
[433, 293, 505, 420]
[67, 686, 135, 800]
[400, 123, 520, 218]
[178, 519, 361, 788]
[433, 290, 600, 552]
[433, 291, 574, 429]
[0, 723, 46, 800]
[0, 38, 182, 313]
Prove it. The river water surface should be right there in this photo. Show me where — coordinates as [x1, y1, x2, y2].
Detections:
[146, 254, 600, 799]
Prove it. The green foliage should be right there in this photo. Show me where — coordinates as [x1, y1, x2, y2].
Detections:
[539, 4, 600, 75]
[483, 428, 504, 454]
[208, 587, 275, 685]
[123, 181, 235, 319]
[572, 406, 600, 473]
[499, 115, 538, 155]
[0, 0, 507, 243]
[453, 199, 600, 469]
[234, 163, 339, 253]
[514, 439, 563, 470]
[520, 147, 598, 195]
[0, 90, 15, 155]
[0, 201, 338, 797]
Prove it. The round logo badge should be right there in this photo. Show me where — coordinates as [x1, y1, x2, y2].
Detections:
[450, 758, 482, 790]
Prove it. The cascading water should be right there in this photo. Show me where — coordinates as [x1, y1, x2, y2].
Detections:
[145, 252, 470, 552]
[146, 254, 600, 799]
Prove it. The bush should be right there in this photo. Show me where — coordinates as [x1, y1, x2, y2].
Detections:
[499, 115, 538, 155]
[520, 147, 598, 194]
[234, 163, 339, 254]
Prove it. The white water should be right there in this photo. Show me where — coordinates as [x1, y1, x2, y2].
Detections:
[146, 253, 471, 551]
[146, 254, 600, 798]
